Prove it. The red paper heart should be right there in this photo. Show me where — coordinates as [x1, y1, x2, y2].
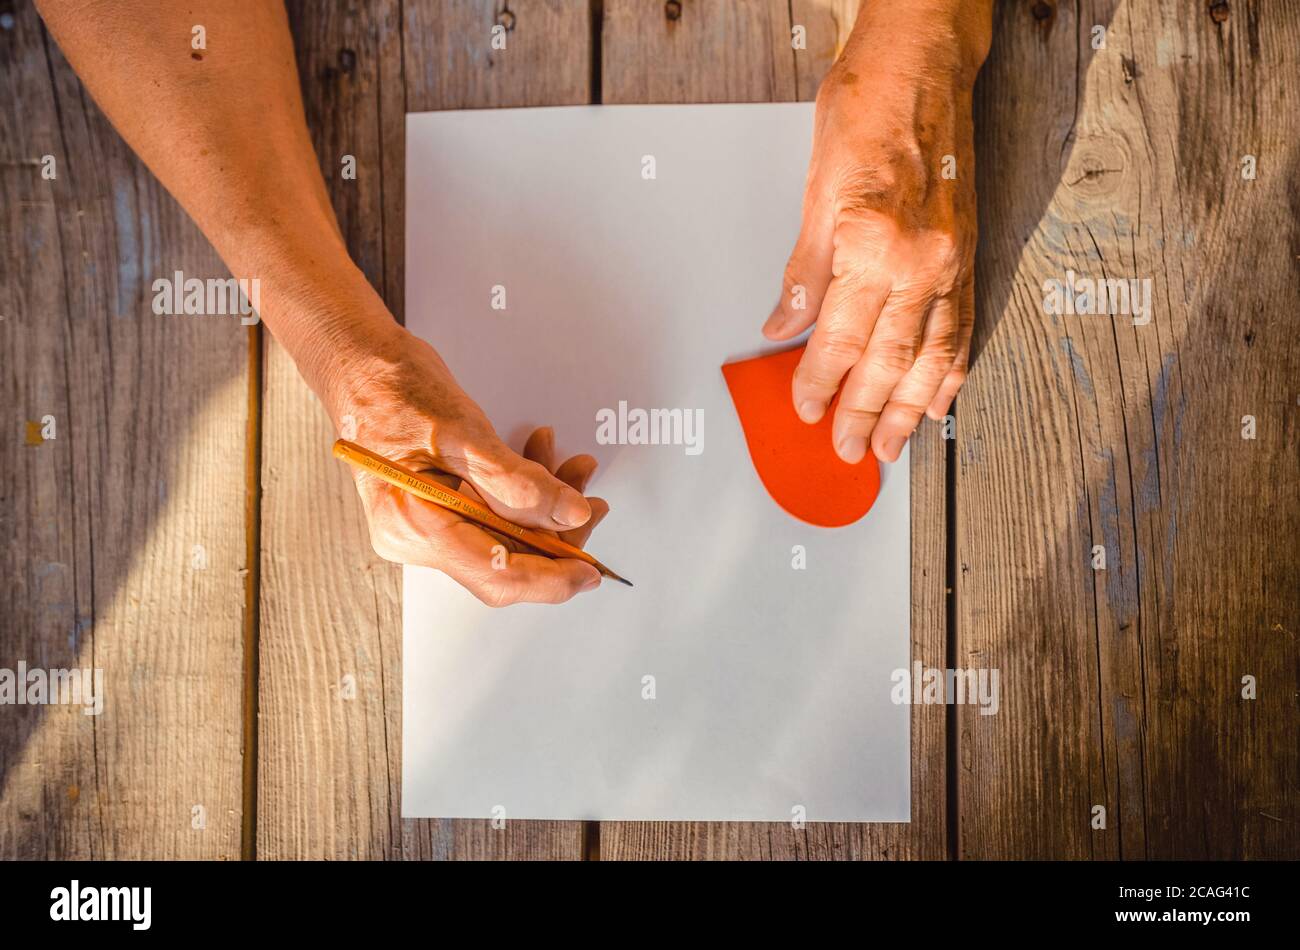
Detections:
[722, 345, 881, 528]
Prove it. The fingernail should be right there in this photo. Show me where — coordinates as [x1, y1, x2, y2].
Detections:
[552, 492, 591, 527]
[837, 434, 867, 464]
[763, 307, 787, 336]
[580, 572, 602, 592]
[881, 435, 906, 462]
[798, 400, 825, 424]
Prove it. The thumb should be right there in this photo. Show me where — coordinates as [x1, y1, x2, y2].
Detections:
[763, 193, 833, 340]
[438, 423, 592, 532]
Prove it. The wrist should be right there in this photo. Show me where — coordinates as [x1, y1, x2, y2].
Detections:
[233, 233, 406, 423]
[843, 0, 993, 87]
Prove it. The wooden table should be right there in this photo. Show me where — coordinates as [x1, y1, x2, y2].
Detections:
[3, 0, 1296, 860]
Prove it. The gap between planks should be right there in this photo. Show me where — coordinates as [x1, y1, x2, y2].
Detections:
[241, 323, 264, 860]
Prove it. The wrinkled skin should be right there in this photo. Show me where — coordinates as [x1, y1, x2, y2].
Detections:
[764, 1, 992, 465]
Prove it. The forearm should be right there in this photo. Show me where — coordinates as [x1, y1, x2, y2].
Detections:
[843, 0, 994, 83]
[36, 0, 401, 413]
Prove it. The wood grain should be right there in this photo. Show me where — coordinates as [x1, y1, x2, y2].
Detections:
[0, 1, 247, 859]
[5, 0, 1295, 862]
[255, 0, 592, 860]
[599, 0, 949, 861]
[957, 0, 1300, 859]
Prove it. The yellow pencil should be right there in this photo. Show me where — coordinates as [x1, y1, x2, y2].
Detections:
[332, 439, 632, 586]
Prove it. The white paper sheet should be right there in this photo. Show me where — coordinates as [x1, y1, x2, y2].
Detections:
[402, 104, 910, 822]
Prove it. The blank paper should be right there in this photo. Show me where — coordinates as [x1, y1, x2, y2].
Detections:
[402, 104, 910, 822]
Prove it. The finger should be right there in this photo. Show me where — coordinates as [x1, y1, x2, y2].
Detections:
[455, 479, 486, 505]
[359, 474, 597, 607]
[445, 477, 530, 551]
[829, 286, 933, 462]
[927, 276, 975, 420]
[791, 273, 890, 424]
[554, 454, 598, 495]
[927, 356, 968, 422]
[523, 426, 557, 472]
[763, 197, 834, 340]
[444, 520, 601, 607]
[439, 425, 591, 532]
[870, 292, 960, 463]
[358, 478, 463, 565]
[559, 497, 609, 550]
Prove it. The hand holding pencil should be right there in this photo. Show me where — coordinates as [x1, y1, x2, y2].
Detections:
[335, 437, 630, 587]
[331, 329, 617, 606]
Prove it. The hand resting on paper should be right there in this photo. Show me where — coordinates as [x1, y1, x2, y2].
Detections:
[339, 327, 610, 606]
[764, 0, 994, 465]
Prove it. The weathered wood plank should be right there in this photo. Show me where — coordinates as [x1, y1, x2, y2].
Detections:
[404, 0, 593, 113]
[257, 0, 592, 859]
[958, 0, 1300, 858]
[602, 0, 797, 103]
[599, 0, 949, 861]
[0, 1, 248, 859]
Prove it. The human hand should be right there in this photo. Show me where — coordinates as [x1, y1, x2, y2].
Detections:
[334, 327, 608, 606]
[763, 0, 992, 464]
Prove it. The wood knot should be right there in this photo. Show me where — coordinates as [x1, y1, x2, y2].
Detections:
[496, 7, 516, 31]
[1208, 1, 1231, 23]
[1064, 141, 1127, 194]
[665, 0, 682, 22]
[1058, 133, 1134, 217]
[1031, 1, 1055, 25]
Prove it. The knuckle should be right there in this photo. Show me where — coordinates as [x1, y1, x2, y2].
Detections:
[929, 229, 960, 265]
[869, 338, 918, 377]
[475, 579, 517, 609]
[921, 332, 960, 369]
[814, 329, 869, 366]
[836, 403, 880, 426]
[887, 394, 931, 418]
[782, 259, 805, 293]
[492, 459, 547, 510]
[832, 212, 892, 263]
[796, 362, 845, 392]
[781, 264, 808, 311]
[515, 462, 551, 505]
[367, 526, 404, 565]
[923, 231, 966, 294]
